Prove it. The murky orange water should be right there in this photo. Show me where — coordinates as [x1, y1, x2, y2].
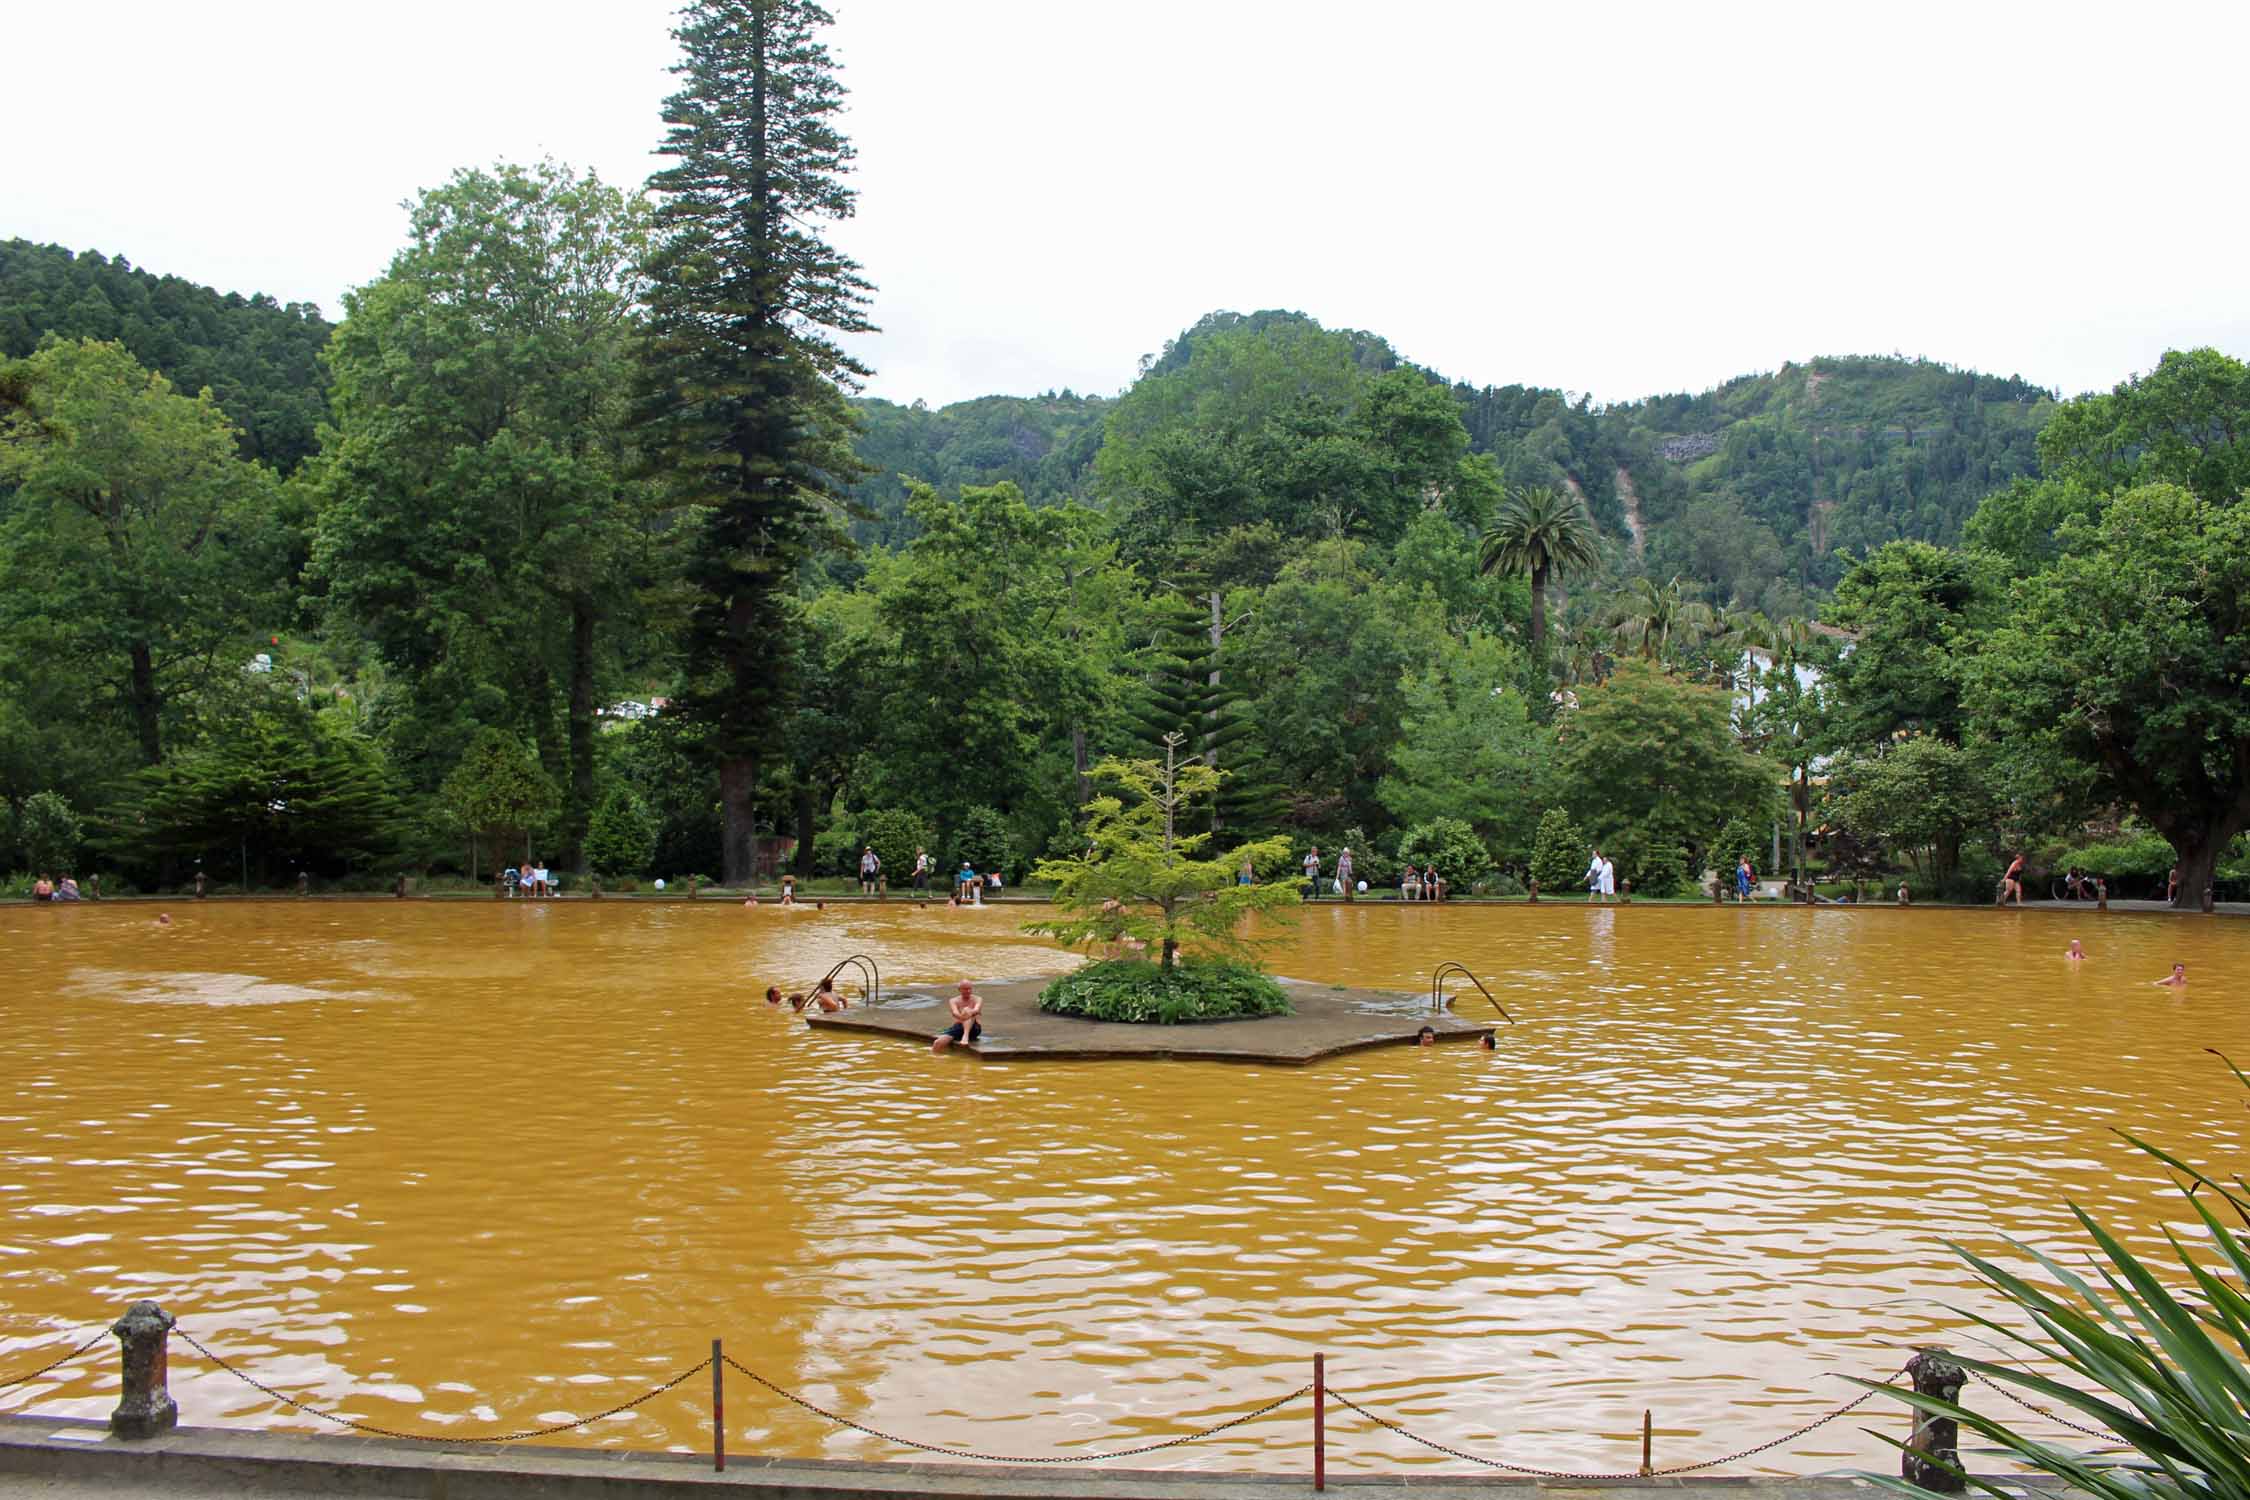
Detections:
[2, 900, 2244, 1474]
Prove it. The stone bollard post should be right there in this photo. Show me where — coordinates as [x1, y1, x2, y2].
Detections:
[688, 876, 700, 900]
[109, 1301, 178, 1440]
[589, 874, 603, 901]
[88, 874, 101, 900]
[1526, 878, 1538, 904]
[1902, 1348, 1966, 1493]
[1621, 879, 1633, 904]
[495, 872, 507, 900]
[297, 871, 309, 898]
[2204, 884, 2217, 914]
[395, 873, 409, 900]
[194, 871, 207, 900]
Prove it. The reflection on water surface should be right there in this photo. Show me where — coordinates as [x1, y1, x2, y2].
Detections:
[2, 900, 2244, 1472]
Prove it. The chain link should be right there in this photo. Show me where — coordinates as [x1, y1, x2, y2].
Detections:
[1970, 1369, 2113, 1440]
[1325, 1366, 1907, 1481]
[0, 1328, 113, 1390]
[173, 1328, 710, 1445]
[722, 1352, 1306, 1463]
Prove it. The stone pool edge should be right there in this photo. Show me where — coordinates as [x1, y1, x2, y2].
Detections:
[0, 1415, 2084, 1498]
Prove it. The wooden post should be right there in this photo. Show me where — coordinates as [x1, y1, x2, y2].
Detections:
[712, 1338, 725, 1472]
[1313, 1352, 1325, 1492]
[1640, 1408, 1652, 1476]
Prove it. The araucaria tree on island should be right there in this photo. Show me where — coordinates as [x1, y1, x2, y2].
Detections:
[1029, 735, 1300, 971]
[639, 0, 875, 883]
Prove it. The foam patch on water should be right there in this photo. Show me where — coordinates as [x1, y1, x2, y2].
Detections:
[67, 969, 380, 1007]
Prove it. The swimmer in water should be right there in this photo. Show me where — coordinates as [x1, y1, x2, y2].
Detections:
[743, 895, 758, 907]
[2155, 963, 2188, 988]
[2065, 939, 2087, 961]
[765, 986, 783, 1006]
[156, 913, 172, 926]
[788, 992, 808, 1012]
[1480, 1031, 1497, 1050]
[1416, 1024, 1437, 1047]
[811, 977, 846, 1011]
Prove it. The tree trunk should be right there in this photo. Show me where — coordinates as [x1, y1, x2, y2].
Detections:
[564, 599, 596, 873]
[1071, 726, 1091, 807]
[792, 784, 817, 876]
[1528, 562, 1549, 658]
[2168, 834, 2225, 913]
[128, 640, 162, 765]
[1161, 936, 1178, 971]
[718, 754, 757, 886]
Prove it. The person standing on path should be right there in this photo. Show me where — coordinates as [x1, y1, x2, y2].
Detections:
[912, 848, 931, 892]
[859, 846, 881, 895]
[1336, 848, 1355, 901]
[1586, 848, 1606, 904]
[1600, 853, 1617, 900]
[1303, 846, 1322, 897]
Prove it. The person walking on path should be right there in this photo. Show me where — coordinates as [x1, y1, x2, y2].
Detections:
[1336, 848, 1355, 902]
[912, 848, 931, 892]
[1303, 846, 1322, 897]
[1586, 848, 1606, 904]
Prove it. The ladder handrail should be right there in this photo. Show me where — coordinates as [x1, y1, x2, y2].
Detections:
[819, 954, 881, 1005]
[1431, 961, 1512, 1023]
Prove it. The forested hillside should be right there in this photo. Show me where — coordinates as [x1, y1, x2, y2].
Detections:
[849, 391, 1106, 543]
[0, 240, 332, 470]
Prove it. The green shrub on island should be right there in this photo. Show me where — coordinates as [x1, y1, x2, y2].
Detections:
[1026, 735, 1300, 971]
[1039, 959, 1291, 1025]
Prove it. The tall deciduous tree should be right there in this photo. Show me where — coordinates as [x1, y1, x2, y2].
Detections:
[639, 0, 875, 883]
[1477, 484, 1602, 660]
[0, 338, 282, 766]
[1556, 659, 1773, 887]
[310, 162, 656, 868]
[1963, 485, 2250, 907]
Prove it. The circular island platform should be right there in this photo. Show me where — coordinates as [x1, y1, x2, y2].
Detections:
[805, 976, 1500, 1063]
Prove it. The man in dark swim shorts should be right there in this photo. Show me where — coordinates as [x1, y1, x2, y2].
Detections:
[932, 979, 984, 1053]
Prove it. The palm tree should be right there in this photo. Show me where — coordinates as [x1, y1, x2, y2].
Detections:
[1477, 485, 1603, 659]
[1607, 575, 1719, 665]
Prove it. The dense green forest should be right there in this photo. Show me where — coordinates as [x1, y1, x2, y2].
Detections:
[0, 240, 332, 470]
[2, 0, 2243, 910]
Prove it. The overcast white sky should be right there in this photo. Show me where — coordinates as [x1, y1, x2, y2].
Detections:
[10, 1, 2247, 407]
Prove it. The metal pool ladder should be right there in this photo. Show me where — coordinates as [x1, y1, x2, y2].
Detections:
[820, 954, 881, 1005]
[1431, 962, 1512, 1022]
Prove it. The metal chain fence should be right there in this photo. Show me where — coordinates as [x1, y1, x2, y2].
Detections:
[1970, 1368, 2114, 1441]
[172, 1327, 712, 1445]
[1325, 1368, 1907, 1481]
[720, 1350, 1307, 1463]
[31, 1320, 2014, 1476]
[0, 1328, 113, 1390]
